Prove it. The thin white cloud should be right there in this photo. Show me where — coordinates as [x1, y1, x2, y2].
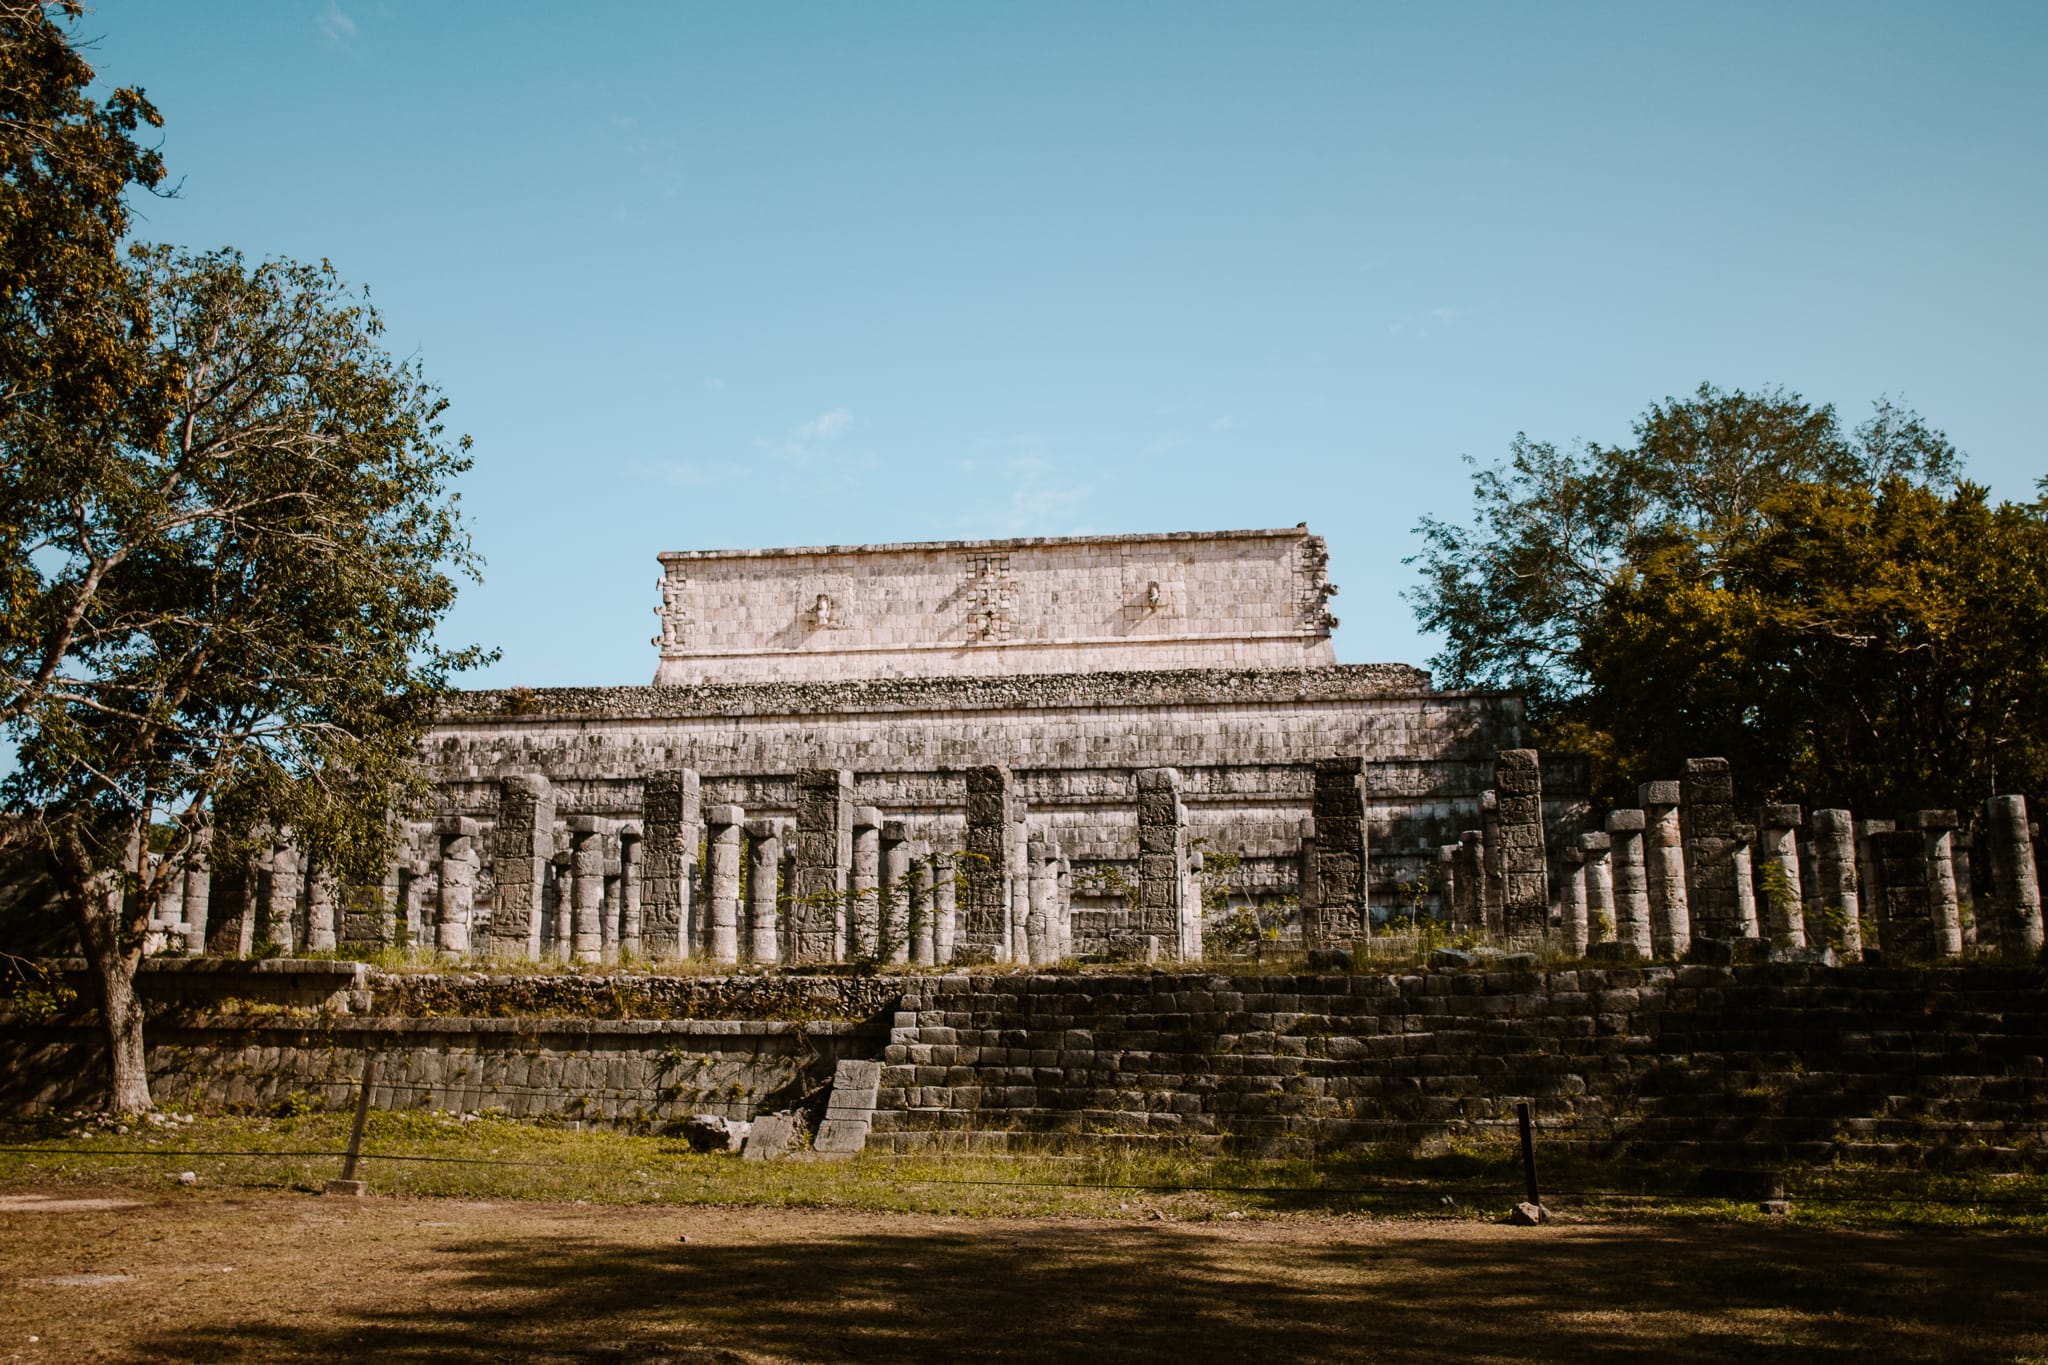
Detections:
[317, 4, 357, 44]
[797, 408, 853, 441]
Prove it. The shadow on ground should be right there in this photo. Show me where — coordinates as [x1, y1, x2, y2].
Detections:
[119, 1213, 2048, 1364]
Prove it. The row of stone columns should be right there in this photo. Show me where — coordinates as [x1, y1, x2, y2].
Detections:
[1443, 749, 2044, 962]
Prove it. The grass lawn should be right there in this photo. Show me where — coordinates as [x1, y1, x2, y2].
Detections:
[1, 1113, 2046, 1362]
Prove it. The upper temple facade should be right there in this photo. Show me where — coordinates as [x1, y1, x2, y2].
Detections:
[651, 526, 1341, 685]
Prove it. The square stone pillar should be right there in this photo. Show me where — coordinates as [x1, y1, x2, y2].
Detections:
[961, 765, 1015, 961]
[1479, 790, 1504, 936]
[1809, 809, 1861, 957]
[1680, 758, 1742, 940]
[879, 820, 913, 964]
[1730, 824, 1759, 937]
[1606, 809, 1652, 959]
[1182, 844, 1205, 961]
[1907, 810, 1964, 959]
[1756, 804, 1807, 949]
[1308, 756, 1369, 947]
[705, 804, 745, 964]
[1136, 767, 1189, 958]
[566, 815, 605, 964]
[1984, 795, 2044, 955]
[1008, 801, 1031, 964]
[545, 850, 571, 960]
[1579, 831, 1613, 945]
[793, 767, 854, 964]
[1639, 782, 1690, 957]
[600, 834, 623, 964]
[1056, 850, 1073, 960]
[931, 850, 958, 964]
[640, 768, 701, 961]
[1494, 750, 1548, 948]
[850, 806, 883, 959]
[745, 817, 783, 964]
[618, 823, 644, 958]
[487, 773, 555, 960]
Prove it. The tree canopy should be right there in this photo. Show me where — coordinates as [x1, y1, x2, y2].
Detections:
[0, 6, 487, 1109]
[1408, 384, 2048, 812]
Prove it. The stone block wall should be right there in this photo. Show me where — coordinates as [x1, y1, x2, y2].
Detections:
[870, 966, 2048, 1163]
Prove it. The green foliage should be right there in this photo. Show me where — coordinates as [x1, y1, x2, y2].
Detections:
[1409, 383, 2045, 811]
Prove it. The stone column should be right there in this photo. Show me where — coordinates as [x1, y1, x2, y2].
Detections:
[303, 860, 338, 953]
[1455, 830, 1484, 931]
[879, 819, 913, 964]
[931, 850, 958, 965]
[1909, 810, 1964, 959]
[1494, 750, 1548, 948]
[1856, 818, 1893, 953]
[1756, 804, 1807, 949]
[705, 804, 744, 965]
[260, 835, 300, 952]
[847, 806, 882, 959]
[1479, 790, 1504, 936]
[745, 817, 783, 964]
[640, 768, 701, 961]
[180, 830, 212, 955]
[1580, 831, 1613, 945]
[1008, 801, 1031, 964]
[1136, 767, 1189, 959]
[566, 815, 605, 964]
[1984, 796, 2044, 955]
[1639, 783, 1690, 957]
[907, 840, 935, 965]
[961, 765, 1015, 961]
[1296, 818, 1319, 929]
[600, 833, 623, 964]
[793, 767, 854, 964]
[1680, 758, 1742, 940]
[205, 844, 259, 958]
[1731, 824, 1759, 938]
[1436, 844, 1459, 925]
[1309, 756, 1369, 946]
[1872, 827, 1937, 960]
[436, 818, 479, 956]
[619, 824, 644, 958]
[546, 851, 572, 960]
[1026, 832, 1056, 966]
[1559, 843, 1589, 955]
[487, 773, 554, 960]
[1181, 844, 1205, 961]
[1056, 851, 1073, 960]
[1607, 809, 1652, 959]
[1810, 809, 1862, 956]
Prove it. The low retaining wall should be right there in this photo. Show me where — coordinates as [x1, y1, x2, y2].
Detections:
[5, 962, 2045, 1166]
[872, 965, 2048, 1165]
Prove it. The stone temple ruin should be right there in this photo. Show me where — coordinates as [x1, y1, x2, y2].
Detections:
[7, 526, 2048, 1162]
[122, 526, 1549, 965]
[96, 524, 2048, 970]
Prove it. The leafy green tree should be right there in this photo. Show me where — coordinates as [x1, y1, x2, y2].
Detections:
[1, 245, 488, 1112]
[1407, 384, 2043, 811]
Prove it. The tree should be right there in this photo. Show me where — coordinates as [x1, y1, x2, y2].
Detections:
[1, 244, 488, 1112]
[1405, 385, 2045, 810]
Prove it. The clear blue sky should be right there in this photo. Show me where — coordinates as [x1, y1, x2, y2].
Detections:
[85, 2, 2048, 688]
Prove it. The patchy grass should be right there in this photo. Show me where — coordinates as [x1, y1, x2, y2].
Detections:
[1, 1111, 2043, 1233]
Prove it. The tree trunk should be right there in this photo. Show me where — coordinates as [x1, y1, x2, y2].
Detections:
[49, 817, 154, 1113]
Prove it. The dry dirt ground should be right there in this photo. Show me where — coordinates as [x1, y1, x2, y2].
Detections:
[0, 1188, 2043, 1363]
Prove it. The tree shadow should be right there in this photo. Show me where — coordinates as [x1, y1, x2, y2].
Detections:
[123, 1215, 2048, 1364]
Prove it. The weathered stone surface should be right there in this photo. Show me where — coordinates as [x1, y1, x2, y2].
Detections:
[640, 768, 701, 959]
[1493, 750, 1547, 948]
[1606, 810, 1653, 958]
[741, 1111, 799, 1162]
[1640, 783, 1690, 957]
[487, 773, 555, 960]
[792, 769, 853, 965]
[1756, 804, 1806, 949]
[1984, 796, 2044, 955]
[961, 766, 1015, 961]
[1309, 757, 1369, 946]
[1681, 758, 1742, 939]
